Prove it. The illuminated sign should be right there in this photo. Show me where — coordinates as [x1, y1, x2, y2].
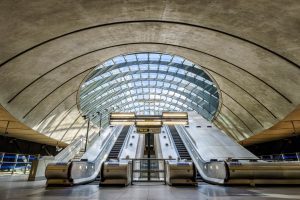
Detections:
[136, 127, 161, 134]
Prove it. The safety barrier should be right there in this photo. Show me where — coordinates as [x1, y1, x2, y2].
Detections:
[0, 152, 38, 175]
[260, 152, 300, 162]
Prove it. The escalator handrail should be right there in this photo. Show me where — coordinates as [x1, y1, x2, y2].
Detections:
[176, 125, 227, 184]
[69, 126, 123, 184]
[54, 135, 84, 161]
[77, 126, 122, 163]
[124, 126, 133, 149]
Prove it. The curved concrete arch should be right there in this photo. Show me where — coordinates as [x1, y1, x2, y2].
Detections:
[0, 1, 299, 144]
[6, 41, 289, 109]
[36, 90, 78, 127]
[1, 22, 298, 106]
[1, 1, 299, 64]
[2, 41, 282, 126]
[0, 39, 290, 119]
[1, 20, 299, 70]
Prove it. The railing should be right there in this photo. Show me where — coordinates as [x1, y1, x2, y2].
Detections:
[164, 126, 178, 155]
[260, 152, 300, 162]
[176, 125, 227, 184]
[55, 136, 84, 162]
[0, 152, 38, 175]
[130, 158, 174, 184]
[70, 126, 123, 184]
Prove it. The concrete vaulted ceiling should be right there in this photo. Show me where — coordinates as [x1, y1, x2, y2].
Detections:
[0, 0, 299, 146]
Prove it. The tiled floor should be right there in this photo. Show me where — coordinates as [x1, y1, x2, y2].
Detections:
[1, 175, 300, 200]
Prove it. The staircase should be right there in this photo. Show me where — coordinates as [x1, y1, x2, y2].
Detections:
[107, 126, 130, 160]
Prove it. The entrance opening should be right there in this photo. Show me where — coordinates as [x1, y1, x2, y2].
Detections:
[79, 52, 220, 129]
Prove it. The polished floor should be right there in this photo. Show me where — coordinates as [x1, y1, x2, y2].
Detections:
[1, 176, 300, 200]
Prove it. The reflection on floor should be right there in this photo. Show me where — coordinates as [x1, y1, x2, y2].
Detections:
[1, 175, 300, 200]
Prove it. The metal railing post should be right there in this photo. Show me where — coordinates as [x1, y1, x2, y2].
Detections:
[296, 152, 300, 161]
[131, 159, 134, 185]
[164, 160, 166, 185]
[0, 152, 4, 170]
[12, 154, 18, 175]
[281, 154, 285, 161]
[24, 155, 30, 174]
[84, 117, 90, 152]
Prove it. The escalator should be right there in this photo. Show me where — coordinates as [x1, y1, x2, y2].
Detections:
[107, 126, 130, 160]
[169, 126, 191, 160]
[166, 125, 196, 185]
[175, 122, 300, 185]
[100, 126, 132, 186]
[91, 126, 130, 184]
[168, 126, 202, 182]
[45, 126, 128, 186]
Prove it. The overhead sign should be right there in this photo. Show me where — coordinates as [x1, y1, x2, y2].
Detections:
[136, 127, 161, 134]
[109, 112, 188, 126]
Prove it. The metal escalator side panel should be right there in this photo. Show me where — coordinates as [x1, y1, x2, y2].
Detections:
[45, 162, 71, 179]
[45, 127, 123, 186]
[69, 126, 124, 185]
[100, 126, 133, 185]
[55, 136, 84, 162]
[45, 162, 73, 186]
[166, 125, 196, 185]
[226, 161, 300, 180]
[174, 125, 227, 184]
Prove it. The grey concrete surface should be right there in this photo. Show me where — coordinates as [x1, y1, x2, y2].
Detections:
[1, 175, 300, 200]
[0, 0, 299, 143]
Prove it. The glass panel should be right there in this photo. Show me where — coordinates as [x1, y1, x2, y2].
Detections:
[161, 54, 172, 62]
[124, 54, 137, 62]
[113, 56, 126, 64]
[80, 52, 219, 125]
[137, 53, 148, 61]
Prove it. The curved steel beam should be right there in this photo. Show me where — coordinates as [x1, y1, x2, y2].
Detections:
[81, 85, 215, 116]
[221, 104, 254, 134]
[36, 90, 78, 126]
[86, 92, 214, 121]
[81, 75, 218, 110]
[221, 91, 264, 127]
[81, 71, 217, 107]
[83, 61, 213, 94]
[22, 68, 93, 119]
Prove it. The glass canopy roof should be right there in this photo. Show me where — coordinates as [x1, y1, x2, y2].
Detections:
[79, 53, 219, 127]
